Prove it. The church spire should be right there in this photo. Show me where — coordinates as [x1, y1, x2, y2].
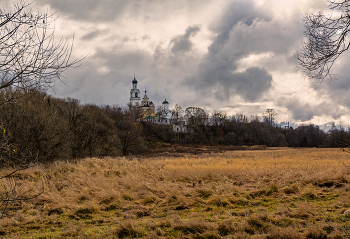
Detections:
[130, 73, 140, 106]
[132, 73, 137, 84]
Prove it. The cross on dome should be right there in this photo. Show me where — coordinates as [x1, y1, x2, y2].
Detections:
[132, 73, 138, 84]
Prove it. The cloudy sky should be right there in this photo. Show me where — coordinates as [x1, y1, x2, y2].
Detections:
[5, 0, 350, 128]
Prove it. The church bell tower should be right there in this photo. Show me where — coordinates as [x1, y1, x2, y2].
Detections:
[130, 73, 141, 106]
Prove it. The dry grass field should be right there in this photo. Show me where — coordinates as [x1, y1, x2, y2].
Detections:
[1, 148, 350, 238]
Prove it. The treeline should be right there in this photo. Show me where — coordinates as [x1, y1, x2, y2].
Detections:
[147, 109, 350, 149]
[0, 89, 144, 166]
[0, 89, 349, 166]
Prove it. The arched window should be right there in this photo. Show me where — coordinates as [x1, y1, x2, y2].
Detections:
[135, 93, 138, 97]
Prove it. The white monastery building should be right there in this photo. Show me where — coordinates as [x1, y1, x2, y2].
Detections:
[129, 74, 188, 133]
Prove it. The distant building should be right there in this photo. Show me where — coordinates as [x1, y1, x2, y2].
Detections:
[129, 74, 189, 132]
[130, 73, 141, 106]
[141, 88, 155, 120]
[162, 98, 169, 111]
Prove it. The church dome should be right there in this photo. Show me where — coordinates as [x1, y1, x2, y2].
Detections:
[132, 73, 138, 84]
[162, 98, 169, 104]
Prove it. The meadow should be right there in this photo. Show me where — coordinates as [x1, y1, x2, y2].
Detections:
[1, 148, 350, 238]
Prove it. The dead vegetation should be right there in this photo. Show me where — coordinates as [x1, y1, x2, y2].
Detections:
[1, 148, 350, 238]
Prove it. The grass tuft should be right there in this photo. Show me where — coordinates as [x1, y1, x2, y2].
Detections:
[116, 222, 141, 238]
[173, 221, 209, 235]
[197, 189, 213, 199]
[267, 227, 302, 239]
[305, 227, 327, 239]
[283, 184, 299, 194]
[122, 193, 134, 201]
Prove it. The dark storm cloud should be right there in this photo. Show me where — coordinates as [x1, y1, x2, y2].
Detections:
[211, 67, 272, 102]
[186, 1, 275, 102]
[170, 25, 201, 54]
[232, 67, 272, 101]
[285, 100, 315, 121]
[208, 0, 272, 54]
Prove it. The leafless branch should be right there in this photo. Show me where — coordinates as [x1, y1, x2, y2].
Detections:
[296, 0, 350, 82]
[0, 1, 83, 98]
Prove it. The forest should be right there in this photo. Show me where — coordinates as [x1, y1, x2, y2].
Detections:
[0, 88, 348, 167]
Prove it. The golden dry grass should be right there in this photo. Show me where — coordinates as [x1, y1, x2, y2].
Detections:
[1, 148, 350, 238]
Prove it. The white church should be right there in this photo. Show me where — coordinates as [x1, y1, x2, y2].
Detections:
[129, 74, 187, 132]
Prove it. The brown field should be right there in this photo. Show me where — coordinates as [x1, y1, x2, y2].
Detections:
[1, 148, 350, 238]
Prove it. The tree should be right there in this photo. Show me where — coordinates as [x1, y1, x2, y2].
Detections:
[109, 106, 144, 156]
[0, 1, 80, 218]
[185, 107, 208, 125]
[211, 110, 228, 126]
[171, 104, 184, 122]
[0, 1, 81, 104]
[155, 105, 170, 123]
[296, 0, 350, 82]
[263, 109, 277, 126]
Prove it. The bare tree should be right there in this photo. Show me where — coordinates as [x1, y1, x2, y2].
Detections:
[0, 1, 81, 104]
[263, 109, 277, 126]
[211, 110, 228, 126]
[113, 107, 144, 156]
[296, 0, 350, 82]
[171, 104, 184, 122]
[185, 107, 208, 125]
[156, 105, 171, 123]
[0, 1, 81, 218]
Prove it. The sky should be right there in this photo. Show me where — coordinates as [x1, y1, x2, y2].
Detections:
[3, 0, 350, 129]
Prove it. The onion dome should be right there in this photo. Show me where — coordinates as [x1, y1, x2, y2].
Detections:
[132, 73, 138, 84]
[162, 98, 169, 104]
